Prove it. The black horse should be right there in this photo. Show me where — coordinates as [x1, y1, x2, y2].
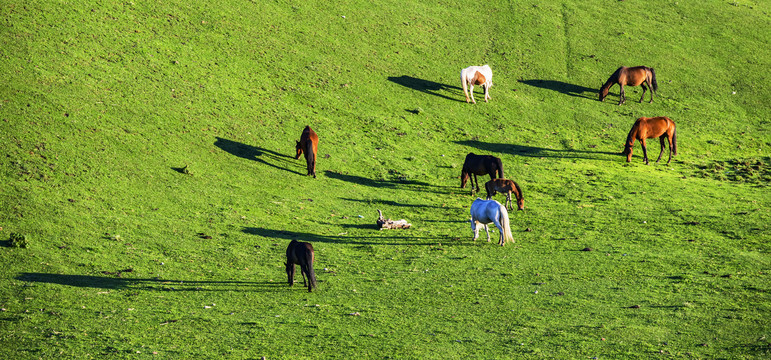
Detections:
[460, 153, 504, 195]
[285, 240, 317, 292]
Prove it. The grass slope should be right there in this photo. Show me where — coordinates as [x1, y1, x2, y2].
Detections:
[1, 0, 769, 358]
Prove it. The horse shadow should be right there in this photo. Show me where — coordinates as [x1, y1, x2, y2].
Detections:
[243, 227, 445, 246]
[325, 170, 454, 194]
[214, 137, 302, 175]
[15, 272, 279, 292]
[387, 75, 465, 103]
[455, 140, 619, 160]
[340, 197, 445, 209]
[518, 79, 597, 99]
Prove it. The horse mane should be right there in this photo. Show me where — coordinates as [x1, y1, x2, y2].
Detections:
[623, 119, 641, 154]
[512, 181, 523, 200]
[605, 67, 623, 86]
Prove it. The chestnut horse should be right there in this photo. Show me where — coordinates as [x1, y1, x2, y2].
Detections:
[461, 153, 504, 195]
[285, 239, 317, 292]
[295, 125, 318, 178]
[461, 65, 493, 104]
[599, 66, 658, 105]
[622, 116, 677, 165]
[485, 179, 524, 211]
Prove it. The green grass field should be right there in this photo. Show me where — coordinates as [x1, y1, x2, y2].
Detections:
[1, 0, 769, 358]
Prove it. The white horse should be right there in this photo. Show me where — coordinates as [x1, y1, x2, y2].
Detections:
[470, 198, 514, 246]
[460, 65, 493, 104]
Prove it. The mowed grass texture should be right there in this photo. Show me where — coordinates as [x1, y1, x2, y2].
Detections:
[1, 0, 769, 358]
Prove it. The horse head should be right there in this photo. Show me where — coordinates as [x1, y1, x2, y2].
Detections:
[622, 144, 634, 162]
[460, 170, 470, 188]
[295, 140, 303, 159]
[599, 84, 609, 101]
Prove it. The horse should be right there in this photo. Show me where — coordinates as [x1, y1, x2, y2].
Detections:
[461, 65, 493, 104]
[461, 153, 504, 195]
[599, 66, 658, 105]
[470, 198, 515, 246]
[285, 239, 317, 292]
[484, 179, 524, 211]
[295, 125, 318, 178]
[622, 116, 677, 165]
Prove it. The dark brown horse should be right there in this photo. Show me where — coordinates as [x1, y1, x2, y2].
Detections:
[461, 153, 504, 195]
[622, 116, 677, 165]
[599, 66, 658, 105]
[295, 126, 318, 178]
[285, 239, 317, 292]
[484, 179, 524, 211]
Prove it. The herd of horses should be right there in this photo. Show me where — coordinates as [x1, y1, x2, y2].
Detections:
[285, 64, 678, 291]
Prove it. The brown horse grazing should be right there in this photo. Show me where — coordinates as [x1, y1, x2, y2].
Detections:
[295, 125, 318, 178]
[461, 153, 504, 195]
[484, 179, 524, 211]
[622, 117, 678, 165]
[285, 239, 317, 292]
[599, 66, 658, 105]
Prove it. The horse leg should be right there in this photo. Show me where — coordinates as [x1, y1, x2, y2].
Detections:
[469, 84, 476, 104]
[492, 219, 505, 246]
[484, 84, 490, 102]
[639, 84, 647, 103]
[641, 139, 649, 164]
[656, 136, 665, 163]
[287, 263, 295, 287]
[473, 174, 480, 194]
[471, 220, 479, 241]
[506, 192, 513, 211]
[618, 84, 625, 105]
[666, 133, 673, 164]
[484, 224, 491, 242]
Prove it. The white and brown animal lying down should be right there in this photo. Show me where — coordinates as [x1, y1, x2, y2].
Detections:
[484, 178, 524, 211]
[461, 65, 493, 104]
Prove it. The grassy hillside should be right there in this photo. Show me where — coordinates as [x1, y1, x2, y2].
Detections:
[1, 0, 769, 358]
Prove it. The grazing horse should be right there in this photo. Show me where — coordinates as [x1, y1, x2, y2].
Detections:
[622, 116, 678, 165]
[599, 66, 658, 105]
[485, 179, 524, 211]
[461, 153, 504, 195]
[295, 125, 318, 178]
[285, 239, 317, 292]
[461, 65, 493, 103]
[470, 198, 514, 246]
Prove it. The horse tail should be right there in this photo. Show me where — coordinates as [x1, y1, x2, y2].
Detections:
[304, 247, 317, 290]
[495, 157, 504, 179]
[672, 121, 678, 156]
[499, 205, 514, 244]
[305, 139, 316, 176]
[650, 67, 658, 92]
[306, 262, 317, 290]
